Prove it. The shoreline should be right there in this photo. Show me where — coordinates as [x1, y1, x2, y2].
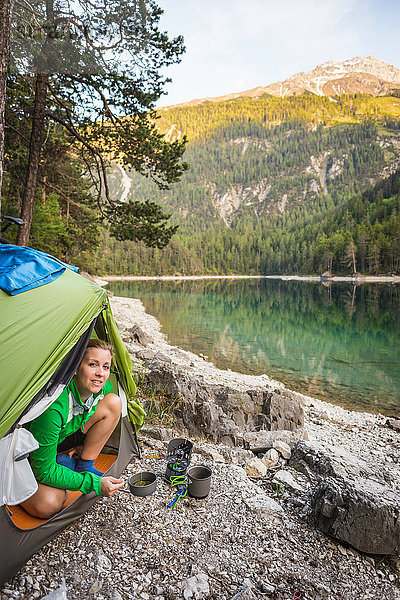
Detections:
[97, 273, 400, 284]
[109, 295, 388, 423]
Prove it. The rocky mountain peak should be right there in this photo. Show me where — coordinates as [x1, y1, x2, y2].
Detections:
[164, 57, 400, 109]
[269, 56, 400, 98]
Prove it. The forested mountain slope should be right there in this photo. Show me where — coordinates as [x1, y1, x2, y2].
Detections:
[99, 86, 400, 275]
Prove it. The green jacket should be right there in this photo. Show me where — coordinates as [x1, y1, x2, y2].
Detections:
[28, 379, 113, 496]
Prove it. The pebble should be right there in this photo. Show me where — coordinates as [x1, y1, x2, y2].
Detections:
[260, 581, 276, 594]
[272, 469, 307, 493]
[88, 580, 102, 594]
[272, 440, 292, 460]
[181, 572, 210, 599]
[244, 457, 268, 477]
[262, 448, 280, 466]
[243, 493, 284, 518]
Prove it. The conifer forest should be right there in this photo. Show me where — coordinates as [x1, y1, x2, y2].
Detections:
[3, 39, 400, 277]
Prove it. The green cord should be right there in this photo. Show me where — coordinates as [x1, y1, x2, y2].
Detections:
[169, 475, 186, 487]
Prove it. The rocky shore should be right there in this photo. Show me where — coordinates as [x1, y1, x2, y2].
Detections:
[2, 295, 400, 600]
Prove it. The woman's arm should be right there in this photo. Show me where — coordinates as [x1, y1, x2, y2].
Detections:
[28, 407, 102, 495]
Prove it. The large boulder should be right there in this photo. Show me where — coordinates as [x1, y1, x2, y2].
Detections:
[259, 392, 304, 431]
[290, 441, 400, 555]
[141, 360, 304, 443]
[181, 399, 241, 447]
[289, 440, 391, 485]
[141, 360, 210, 402]
[311, 476, 400, 555]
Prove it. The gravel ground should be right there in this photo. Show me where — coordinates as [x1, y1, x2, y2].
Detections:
[1, 295, 400, 600]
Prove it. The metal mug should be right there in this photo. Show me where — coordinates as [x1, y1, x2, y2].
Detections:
[187, 465, 212, 498]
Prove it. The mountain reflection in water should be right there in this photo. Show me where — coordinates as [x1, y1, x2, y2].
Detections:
[108, 278, 400, 416]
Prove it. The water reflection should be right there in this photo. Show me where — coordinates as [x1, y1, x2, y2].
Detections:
[108, 279, 400, 415]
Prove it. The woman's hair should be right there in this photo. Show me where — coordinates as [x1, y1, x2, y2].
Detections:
[84, 338, 114, 358]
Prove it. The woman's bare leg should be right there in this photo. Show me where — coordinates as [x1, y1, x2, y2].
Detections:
[21, 484, 68, 519]
[80, 393, 121, 460]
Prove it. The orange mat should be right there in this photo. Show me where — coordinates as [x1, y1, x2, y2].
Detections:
[6, 454, 116, 530]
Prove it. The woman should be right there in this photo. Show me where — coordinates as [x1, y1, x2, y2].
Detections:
[22, 339, 125, 519]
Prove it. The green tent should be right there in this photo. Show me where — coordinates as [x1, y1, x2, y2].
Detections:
[0, 246, 145, 585]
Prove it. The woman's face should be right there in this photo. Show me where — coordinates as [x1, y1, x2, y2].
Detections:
[74, 348, 112, 401]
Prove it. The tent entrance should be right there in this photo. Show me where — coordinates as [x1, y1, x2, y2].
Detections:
[6, 453, 116, 530]
[0, 249, 145, 587]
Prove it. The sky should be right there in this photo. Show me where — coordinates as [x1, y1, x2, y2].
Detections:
[156, 0, 400, 107]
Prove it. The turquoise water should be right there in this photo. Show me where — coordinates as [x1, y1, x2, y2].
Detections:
[108, 278, 400, 415]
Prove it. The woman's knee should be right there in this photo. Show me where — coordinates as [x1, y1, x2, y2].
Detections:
[103, 393, 122, 417]
[22, 489, 67, 519]
[37, 490, 67, 518]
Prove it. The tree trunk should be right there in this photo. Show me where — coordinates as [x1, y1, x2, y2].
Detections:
[17, 72, 48, 245]
[351, 247, 357, 274]
[0, 0, 14, 232]
[16, 0, 55, 246]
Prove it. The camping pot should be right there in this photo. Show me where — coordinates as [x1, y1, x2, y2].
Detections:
[128, 471, 157, 497]
[187, 465, 212, 499]
[167, 438, 193, 461]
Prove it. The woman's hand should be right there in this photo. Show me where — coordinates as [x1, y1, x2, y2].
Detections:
[100, 476, 125, 497]
[67, 446, 83, 459]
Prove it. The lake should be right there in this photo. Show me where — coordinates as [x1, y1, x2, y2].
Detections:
[108, 278, 400, 416]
